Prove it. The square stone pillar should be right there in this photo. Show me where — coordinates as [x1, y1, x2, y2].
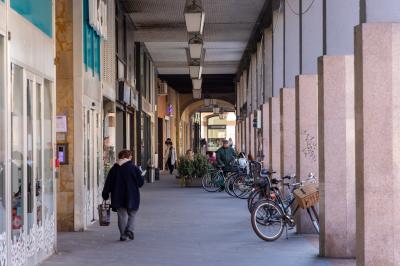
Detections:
[250, 112, 255, 157]
[318, 55, 356, 258]
[269, 97, 281, 174]
[245, 116, 250, 155]
[280, 88, 296, 177]
[295, 74, 319, 234]
[355, 23, 400, 266]
[262, 102, 270, 168]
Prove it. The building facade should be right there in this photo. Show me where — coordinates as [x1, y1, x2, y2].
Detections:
[0, 0, 57, 264]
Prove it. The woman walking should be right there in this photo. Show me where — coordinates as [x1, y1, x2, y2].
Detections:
[102, 150, 144, 241]
[164, 138, 177, 175]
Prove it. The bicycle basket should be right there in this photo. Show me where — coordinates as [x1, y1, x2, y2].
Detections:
[293, 183, 319, 209]
[98, 201, 111, 226]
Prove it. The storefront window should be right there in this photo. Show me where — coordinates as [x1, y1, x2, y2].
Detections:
[27, 79, 34, 231]
[36, 83, 42, 225]
[11, 65, 24, 237]
[0, 36, 5, 233]
[43, 80, 54, 217]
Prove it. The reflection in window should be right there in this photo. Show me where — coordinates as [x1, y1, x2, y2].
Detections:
[0, 36, 5, 233]
[43, 80, 53, 217]
[11, 65, 24, 237]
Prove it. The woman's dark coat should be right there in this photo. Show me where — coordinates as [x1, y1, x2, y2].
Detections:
[102, 161, 144, 211]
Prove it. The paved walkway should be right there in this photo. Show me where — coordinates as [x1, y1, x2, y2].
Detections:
[42, 174, 355, 266]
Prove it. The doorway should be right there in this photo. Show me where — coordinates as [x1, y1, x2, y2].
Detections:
[83, 108, 100, 225]
[10, 65, 54, 237]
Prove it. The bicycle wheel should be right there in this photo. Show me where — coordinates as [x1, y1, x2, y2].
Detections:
[233, 175, 252, 199]
[247, 189, 263, 213]
[307, 207, 320, 234]
[251, 200, 284, 241]
[224, 175, 236, 197]
[202, 172, 221, 192]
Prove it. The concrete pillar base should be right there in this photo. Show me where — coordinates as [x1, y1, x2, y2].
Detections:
[295, 74, 319, 234]
[262, 103, 270, 168]
[269, 97, 280, 174]
[355, 22, 400, 266]
[318, 55, 356, 258]
[280, 88, 296, 177]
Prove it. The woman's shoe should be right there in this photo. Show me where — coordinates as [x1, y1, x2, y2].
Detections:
[120, 235, 127, 241]
[125, 230, 134, 240]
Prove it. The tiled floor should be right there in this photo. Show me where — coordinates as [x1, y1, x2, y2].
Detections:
[42, 173, 355, 266]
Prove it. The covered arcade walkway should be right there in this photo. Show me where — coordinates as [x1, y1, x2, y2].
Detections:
[44, 174, 354, 266]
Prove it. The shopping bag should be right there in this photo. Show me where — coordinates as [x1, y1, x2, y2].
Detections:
[98, 201, 111, 226]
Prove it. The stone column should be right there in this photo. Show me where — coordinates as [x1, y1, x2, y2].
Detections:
[295, 74, 318, 234]
[269, 97, 281, 174]
[280, 88, 296, 177]
[355, 22, 400, 266]
[250, 112, 255, 157]
[264, 28, 273, 99]
[245, 116, 250, 155]
[273, 7, 284, 96]
[262, 102, 270, 168]
[318, 55, 355, 258]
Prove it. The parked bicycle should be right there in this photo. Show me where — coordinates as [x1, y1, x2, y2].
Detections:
[250, 173, 319, 241]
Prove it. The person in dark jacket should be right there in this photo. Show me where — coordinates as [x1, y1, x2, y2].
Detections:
[102, 150, 144, 241]
[216, 139, 237, 172]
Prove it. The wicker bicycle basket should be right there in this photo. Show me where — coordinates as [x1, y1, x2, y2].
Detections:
[293, 183, 319, 209]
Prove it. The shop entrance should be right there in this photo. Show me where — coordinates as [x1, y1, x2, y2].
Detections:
[10, 64, 54, 238]
[83, 108, 101, 225]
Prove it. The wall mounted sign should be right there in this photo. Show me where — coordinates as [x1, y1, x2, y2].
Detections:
[167, 104, 173, 116]
[208, 125, 226, 130]
[56, 116, 67, 133]
[89, 0, 108, 39]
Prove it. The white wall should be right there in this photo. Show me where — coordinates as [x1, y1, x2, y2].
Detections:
[0, 2, 5, 35]
[8, 10, 55, 80]
[365, 0, 400, 22]
[272, 8, 284, 96]
[301, 0, 323, 74]
[284, 0, 300, 87]
[326, 0, 359, 55]
[264, 28, 273, 100]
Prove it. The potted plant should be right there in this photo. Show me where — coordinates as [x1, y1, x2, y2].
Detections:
[187, 154, 209, 187]
[177, 156, 194, 187]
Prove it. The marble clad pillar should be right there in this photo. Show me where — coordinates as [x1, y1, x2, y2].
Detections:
[250, 112, 255, 158]
[245, 116, 250, 155]
[318, 55, 356, 258]
[269, 97, 281, 175]
[355, 23, 400, 266]
[295, 74, 319, 234]
[262, 102, 270, 169]
[280, 88, 296, 177]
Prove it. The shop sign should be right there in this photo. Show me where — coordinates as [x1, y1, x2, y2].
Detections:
[56, 116, 67, 133]
[89, 0, 108, 39]
[208, 125, 226, 130]
[167, 104, 173, 116]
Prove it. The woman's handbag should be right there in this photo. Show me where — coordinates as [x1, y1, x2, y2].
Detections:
[98, 201, 111, 226]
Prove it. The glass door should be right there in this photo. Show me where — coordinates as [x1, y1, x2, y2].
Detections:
[11, 65, 45, 237]
[84, 108, 100, 225]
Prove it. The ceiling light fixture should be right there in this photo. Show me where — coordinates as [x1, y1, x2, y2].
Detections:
[192, 78, 202, 90]
[188, 34, 204, 59]
[184, 0, 205, 34]
[193, 89, 202, 99]
[189, 59, 202, 79]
